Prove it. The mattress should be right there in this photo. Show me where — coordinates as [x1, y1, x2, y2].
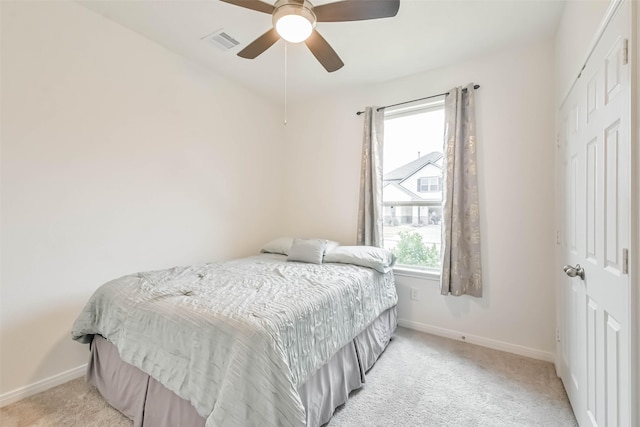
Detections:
[72, 254, 398, 427]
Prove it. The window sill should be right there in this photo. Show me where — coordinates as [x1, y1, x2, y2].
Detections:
[393, 266, 440, 281]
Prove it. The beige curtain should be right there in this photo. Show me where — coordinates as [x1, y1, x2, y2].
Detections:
[357, 106, 385, 247]
[440, 84, 482, 297]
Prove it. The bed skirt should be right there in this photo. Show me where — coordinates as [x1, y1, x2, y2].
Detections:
[87, 306, 397, 427]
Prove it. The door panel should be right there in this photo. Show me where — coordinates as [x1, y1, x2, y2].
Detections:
[605, 314, 621, 426]
[586, 298, 597, 425]
[586, 138, 597, 262]
[604, 121, 621, 272]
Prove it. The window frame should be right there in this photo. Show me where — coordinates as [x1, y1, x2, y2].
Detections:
[382, 99, 445, 276]
[393, 265, 441, 280]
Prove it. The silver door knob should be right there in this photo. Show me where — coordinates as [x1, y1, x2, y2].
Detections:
[563, 264, 585, 280]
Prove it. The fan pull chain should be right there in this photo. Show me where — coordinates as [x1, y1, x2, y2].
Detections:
[284, 41, 288, 126]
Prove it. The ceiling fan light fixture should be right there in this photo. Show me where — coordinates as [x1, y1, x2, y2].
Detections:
[273, 1, 316, 43]
[227, 0, 400, 72]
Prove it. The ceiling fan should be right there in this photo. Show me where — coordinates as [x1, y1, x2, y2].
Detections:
[220, 0, 400, 72]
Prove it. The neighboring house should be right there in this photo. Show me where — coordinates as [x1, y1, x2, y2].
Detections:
[383, 151, 443, 226]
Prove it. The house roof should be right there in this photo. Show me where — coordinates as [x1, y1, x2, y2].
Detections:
[384, 151, 443, 182]
[382, 182, 424, 202]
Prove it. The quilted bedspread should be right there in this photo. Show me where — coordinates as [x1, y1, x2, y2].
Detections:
[71, 254, 397, 427]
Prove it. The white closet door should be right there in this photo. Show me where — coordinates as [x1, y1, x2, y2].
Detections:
[558, 1, 632, 425]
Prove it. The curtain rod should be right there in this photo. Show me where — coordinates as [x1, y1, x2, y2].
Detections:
[356, 84, 480, 116]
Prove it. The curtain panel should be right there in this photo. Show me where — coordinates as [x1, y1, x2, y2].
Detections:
[357, 107, 385, 247]
[440, 84, 483, 297]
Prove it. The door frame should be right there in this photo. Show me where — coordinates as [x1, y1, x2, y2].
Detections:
[631, 1, 639, 425]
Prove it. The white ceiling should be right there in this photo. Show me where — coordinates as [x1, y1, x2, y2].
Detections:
[79, 0, 565, 104]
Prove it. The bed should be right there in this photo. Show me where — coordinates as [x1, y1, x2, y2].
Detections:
[72, 245, 398, 427]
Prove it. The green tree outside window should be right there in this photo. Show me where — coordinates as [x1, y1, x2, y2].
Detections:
[392, 231, 440, 268]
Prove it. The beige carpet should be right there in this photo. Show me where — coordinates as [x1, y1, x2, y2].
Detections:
[0, 327, 577, 427]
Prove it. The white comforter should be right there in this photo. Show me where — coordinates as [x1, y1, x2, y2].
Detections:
[72, 254, 397, 427]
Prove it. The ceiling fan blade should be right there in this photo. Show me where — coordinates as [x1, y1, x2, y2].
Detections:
[304, 30, 344, 72]
[219, 0, 274, 14]
[237, 28, 280, 59]
[314, 0, 400, 22]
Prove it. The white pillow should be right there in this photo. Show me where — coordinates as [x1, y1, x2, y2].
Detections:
[261, 237, 340, 257]
[260, 237, 294, 255]
[325, 240, 340, 253]
[323, 246, 396, 273]
[287, 238, 328, 264]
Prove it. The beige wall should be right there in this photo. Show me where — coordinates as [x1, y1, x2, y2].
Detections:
[0, 1, 285, 398]
[282, 37, 558, 359]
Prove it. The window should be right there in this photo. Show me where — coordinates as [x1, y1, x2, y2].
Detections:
[417, 176, 441, 193]
[382, 100, 444, 272]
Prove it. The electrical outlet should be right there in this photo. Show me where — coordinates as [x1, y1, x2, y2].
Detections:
[556, 329, 561, 342]
[410, 288, 419, 301]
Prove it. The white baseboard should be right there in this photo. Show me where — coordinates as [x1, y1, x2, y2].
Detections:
[397, 318, 555, 363]
[0, 364, 87, 408]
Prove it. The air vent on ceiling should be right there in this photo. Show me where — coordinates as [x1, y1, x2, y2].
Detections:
[203, 29, 240, 51]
